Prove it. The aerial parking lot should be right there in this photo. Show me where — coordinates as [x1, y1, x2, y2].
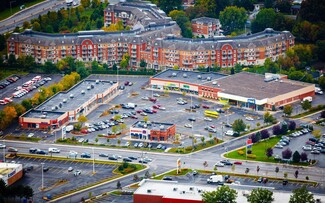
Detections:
[9, 155, 119, 201]
[0, 73, 62, 110]
[62, 74, 263, 149]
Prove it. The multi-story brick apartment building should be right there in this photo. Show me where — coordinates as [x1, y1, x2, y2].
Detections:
[7, 2, 295, 70]
[191, 17, 221, 38]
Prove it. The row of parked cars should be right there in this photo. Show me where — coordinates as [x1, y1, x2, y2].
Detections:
[12, 77, 51, 99]
[302, 137, 325, 154]
[0, 75, 20, 90]
[274, 128, 311, 149]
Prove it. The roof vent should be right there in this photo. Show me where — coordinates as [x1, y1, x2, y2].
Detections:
[212, 81, 217, 85]
[197, 75, 201, 79]
[41, 115, 47, 119]
[55, 105, 59, 110]
[59, 102, 63, 108]
[173, 188, 177, 191]
[183, 73, 187, 78]
[198, 189, 202, 193]
[91, 85, 94, 89]
[87, 86, 91, 90]
[189, 187, 194, 191]
[172, 73, 177, 77]
[63, 99, 67, 103]
[207, 77, 211, 81]
[160, 125, 165, 130]
[96, 80, 99, 84]
[51, 107, 56, 111]
[81, 90, 85, 94]
[70, 94, 74, 98]
[147, 189, 151, 193]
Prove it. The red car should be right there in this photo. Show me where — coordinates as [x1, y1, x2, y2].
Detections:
[149, 97, 157, 102]
[124, 81, 129, 86]
[202, 105, 210, 109]
[233, 161, 243, 165]
[81, 129, 88, 134]
[209, 125, 216, 128]
[152, 109, 158, 113]
[136, 110, 143, 113]
[130, 115, 138, 119]
[152, 105, 159, 109]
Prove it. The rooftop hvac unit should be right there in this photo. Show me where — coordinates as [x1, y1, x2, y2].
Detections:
[147, 189, 151, 193]
[51, 107, 56, 111]
[173, 188, 177, 191]
[81, 90, 85, 94]
[197, 75, 201, 79]
[91, 85, 94, 89]
[96, 80, 99, 84]
[59, 103, 63, 108]
[172, 73, 177, 77]
[189, 187, 194, 191]
[160, 125, 165, 130]
[55, 105, 59, 110]
[87, 86, 91, 90]
[207, 77, 211, 81]
[63, 99, 67, 103]
[212, 81, 217, 85]
[70, 94, 74, 98]
[183, 73, 187, 78]
[41, 115, 47, 119]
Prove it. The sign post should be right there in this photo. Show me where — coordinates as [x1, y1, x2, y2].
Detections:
[62, 126, 66, 140]
[246, 139, 252, 160]
[177, 158, 182, 174]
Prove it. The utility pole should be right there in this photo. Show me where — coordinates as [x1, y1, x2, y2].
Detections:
[92, 147, 95, 174]
[41, 163, 45, 190]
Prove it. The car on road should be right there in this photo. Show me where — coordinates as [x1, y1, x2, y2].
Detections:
[109, 156, 118, 160]
[0, 144, 6, 149]
[214, 162, 225, 167]
[99, 153, 109, 157]
[36, 149, 47, 155]
[216, 109, 225, 113]
[138, 159, 148, 164]
[202, 105, 210, 109]
[153, 93, 160, 97]
[8, 147, 18, 152]
[68, 167, 74, 172]
[188, 118, 196, 122]
[225, 130, 234, 136]
[220, 160, 233, 166]
[74, 170, 81, 176]
[233, 161, 242, 165]
[162, 176, 173, 181]
[204, 117, 212, 122]
[123, 158, 132, 162]
[128, 156, 137, 160]
[257, 177, 268, 183]
[184, 124, 193, 128]
[81, 153, 91, 158]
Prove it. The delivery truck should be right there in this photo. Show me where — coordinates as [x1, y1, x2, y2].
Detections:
[207, 175, 224, 184]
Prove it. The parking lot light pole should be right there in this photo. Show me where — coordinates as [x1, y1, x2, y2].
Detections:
[92, 147, 95, 174]
[41, 163, 45, 190]
[3, 141, 5, 162]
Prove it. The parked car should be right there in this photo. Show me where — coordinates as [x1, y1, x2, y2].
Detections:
[123, 158, 132, 162]
[202, 105, 210, 109]
[8, 147, 18, 152]
[233, 161, 243, 165]
[74, 170, 81, 176]
[68, 167, 74, 172]
[220, 160, 233, 166]
[81, 153, 91, 158]
[214, 162, 225, 167]
[188, 117, 196, 122]
[99, 153, 109, 157]
[204, 117, 212, 122]
[184, 124, 193, 128]
[162, 176, 173, 181]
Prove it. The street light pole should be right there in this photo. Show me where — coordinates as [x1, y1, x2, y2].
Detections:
[10, 1, 16, 14]
[3, 141, 5, 162]
[92, 147, 95, 174]
[41, 163, 45, 190]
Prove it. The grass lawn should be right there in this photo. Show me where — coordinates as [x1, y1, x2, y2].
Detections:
[168, 139, 223, 154]
[153, 168, 192, 180]
[0, 0, 45, 21]
[224, 136, 310, 166]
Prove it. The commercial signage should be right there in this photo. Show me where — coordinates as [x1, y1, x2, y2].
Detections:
[183, 85, 189, 89]
[247, 98, 256, 104]
[62, 126, 66, 138]
[8, 169, 16, 178]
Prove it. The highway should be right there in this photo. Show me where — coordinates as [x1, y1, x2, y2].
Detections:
[0, 0, 65, 34]
[2, 135, 325, 202]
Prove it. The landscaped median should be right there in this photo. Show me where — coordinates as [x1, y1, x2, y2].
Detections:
[16, 154, 146, 202]
[168, 139, 224, 154]
[290, 104, 325, 119]
[196, 169, 318, 187]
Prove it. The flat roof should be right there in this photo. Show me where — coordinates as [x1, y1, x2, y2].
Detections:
[152, 69, 227, 85]
[204, 72, 312, 100]
[134, 179, 325, 202]
[35, 79, 114, 113]
[0, 163, 22, 178]
[22, 110, 65, 119]
[132, 121, 174, 131]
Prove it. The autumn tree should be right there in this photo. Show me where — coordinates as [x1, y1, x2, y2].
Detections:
[283, 105, 293, 116]
[78, 115, 88, 123]
[247, 188, 274, 203]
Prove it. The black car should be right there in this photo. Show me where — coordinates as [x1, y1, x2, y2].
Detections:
[138, 159, 148, 164]
[188, 118, 196, 122]
[36, 150, 47, 155]
[109, 156, 118, 160]
[162, 176, 173, 181]
[43, 167, 49, 172]
[123, 158, 132, 162]
[225, 123, 232, 128]
[128, 156, 138, 160]
[99, 153, 108, 157]
[29, 148, 37, 154]
[81, 153, 91, 158]
[194, 104, 200, 108]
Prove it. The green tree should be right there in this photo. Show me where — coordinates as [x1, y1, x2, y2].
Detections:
[158, 0, 182, 15]
[117, 139, 121, 146]
[283, 105, 293, 116]
[81, 0, 91, 8]
[301, 100, 312, 110]
[219, 6, 247, 33]
[76, 65, 90, 79]
[232, 119, 246, 134]
[23, 21, 31, 29]
[289, 186, 315, 203]
[319, 76, 325, 90]
[298, 0, 325, 23]
[251, 8, 276, 33]
[247, 188, 274, 203]
[168, 10, 193, 38]
[96, 19, 103, 29]
[111, 125, 118, 135]
[120, 53, 130, 69]
[140, 59, 147, 70]
[202, 185, 237, 203]
[263, 111, 275, 124]
[77, 115, 87, 123]
[95, 138, 98, 143]
[21, 99, 33, 110]
[292, 151, 301, 163]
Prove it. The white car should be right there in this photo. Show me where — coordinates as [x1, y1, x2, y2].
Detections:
[27, 133, 34, 138]
[215, 162, 225, 167]
[225, 130, 234, 136]
[302, 145, 312, 151]
[68, 167, 74, 172]
[141, 96, 149, 100]
[274, 144, 283, 149]
[44, 77, 52, 81]
[184, 124, 193, 128]
[177, 101, 186, 105]
[158, 106, 166, 110]
[0, 144, 6, 149]
[138, 143, 144, 148]
[204, 117, 212, 122]
[245, 117, 254, 121]
[153, 93, 160, 97]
